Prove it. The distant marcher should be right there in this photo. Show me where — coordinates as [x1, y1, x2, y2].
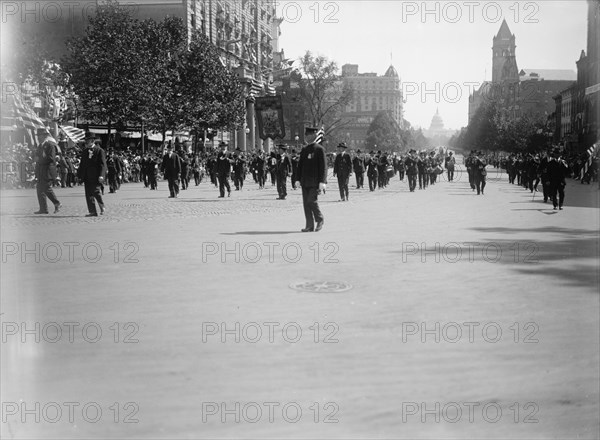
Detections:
[77, 133, 107, 216]
[34, 128, 61, 214]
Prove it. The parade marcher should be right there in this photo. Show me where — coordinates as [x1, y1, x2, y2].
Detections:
[352, 149, 365, 189]
[148, 154, 159, 190]
[192, 155, 202, 186]
[333, 142, 352, 201]
[106, 149, 121, 193]
[291, 149, 299, 189]
[268, 151, 277, 186]
[396, 153, 405, 181]
[417, 151, 428, 190]
[76, 132, 107, 216]
[445, 151, 456, 182]
[546, 148, 569, 210]
[275, 144, 292, 200]
[474, 151, 487, 195]
[180, 153, 190, 190]
[295, 127, 327, 232]
[232, 151, 247, 191]
[465, 150, 477, 191]
[254, 151, 266, 189]
[377, 151, 388, 188]
[404, 149, 418, 192]
[161, 144, 181, 198]
[216, 141, 233, 198]
[366, 151, 379, 191]
[34, 128, 61, 214]
[57, 153, 68, 188]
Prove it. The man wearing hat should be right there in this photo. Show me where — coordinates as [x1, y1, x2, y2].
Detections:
[445, 151, 456, 182]
[34, 128, 61, 214]
[465, 150, 477, 191]
[295, 127, 327, 232]
[474, 150, 487, 195]
[366, 151, 379, 191]
[161, 143, 182, 198]
[352, 149, 365, 189]
[404, 149, 419, 192]
[333, 142, 352, 201]
[77, 132, 107, 216]
[216, 141, 232, 197]
[545, 148, 568, 210]
[274, 144, 292, 199]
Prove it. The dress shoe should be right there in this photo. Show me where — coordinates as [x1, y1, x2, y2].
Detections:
[99, 205, 105, 215]
[85, 213, 98, 217]
[54, 203, 61, 213]
[301, 227, 314, 232]
[559, 206, 563, 210]
[218, 195, 224, 198]
[34, 210, 49, 214]
[315, 220, 324, 232]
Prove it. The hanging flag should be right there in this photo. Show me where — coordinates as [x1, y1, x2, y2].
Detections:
[315, 127, 325, 144]
[580, 143, 599, 180]
[248, 78, 263, 99]
[265, 82, 276, 96]
[60, 125, 86, 143]
[13, 94, 47, 131]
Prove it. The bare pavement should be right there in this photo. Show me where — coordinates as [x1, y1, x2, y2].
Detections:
[1, 165, 599, 439]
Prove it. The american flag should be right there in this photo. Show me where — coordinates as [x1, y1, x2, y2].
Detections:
[580, 143, 599, 180]
[12, 93, 56, 142]
[265, 82, 276, 96]
[315, 127, 325, 144]
[60, 125, 86, 143]
[248, 78, 263, 99]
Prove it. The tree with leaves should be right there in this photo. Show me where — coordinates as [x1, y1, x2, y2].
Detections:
[62, 0, 145, 133]
[295, 51, 353, 139]
[365, 111, 402, 151]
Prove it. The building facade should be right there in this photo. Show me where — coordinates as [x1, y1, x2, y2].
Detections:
[554, 0, 599, 151]
[1, 0, 280, 151]
[339, 64, 404, 149]
[469, 19, 576, 131]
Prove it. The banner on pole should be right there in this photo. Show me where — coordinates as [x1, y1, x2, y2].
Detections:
[255, 96, 285, 140]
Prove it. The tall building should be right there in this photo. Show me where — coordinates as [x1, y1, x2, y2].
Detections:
[0, 0, 280, 151]
[492, 19, 519, 83]
[340, 64, 404, 148]
[554, 0, 599, 151]
[469, 20, 576, 127]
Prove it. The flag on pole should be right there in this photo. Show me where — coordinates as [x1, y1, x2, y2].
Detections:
[12, 93, 56, 143]
[60, 125, 86, 143]
[315, 126, 325, 144]
[580, 143, 600, 180]
[248, 78, 263, 99]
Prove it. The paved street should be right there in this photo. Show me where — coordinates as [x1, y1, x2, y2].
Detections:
[1, 166, 599, 439]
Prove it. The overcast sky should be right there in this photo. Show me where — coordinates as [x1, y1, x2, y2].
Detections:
[277, 0, 589, 130]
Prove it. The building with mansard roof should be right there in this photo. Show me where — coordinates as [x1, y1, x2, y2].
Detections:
[339, 63, 404, 149]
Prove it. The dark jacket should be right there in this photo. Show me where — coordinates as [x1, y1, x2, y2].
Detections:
[77, 146, 107, 184]
[334, 152, 352, 177]
[216, 152, 232, 175]
[296, 143, 327, 187]
[35, 140, 59, 181]
[161, 151, 181, 178]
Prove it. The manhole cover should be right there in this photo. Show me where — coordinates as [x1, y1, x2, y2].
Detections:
[289, 281, 353, 293]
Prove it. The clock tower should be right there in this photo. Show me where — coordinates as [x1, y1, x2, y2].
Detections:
[492, 19, 519, 83]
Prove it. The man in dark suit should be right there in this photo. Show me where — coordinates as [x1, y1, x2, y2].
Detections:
[161, 144, 181, 198]
[333, 142, 352, 201]
[77, 132, 107, 216]
[474, 151, 487, 195]
[295, 127, 327, 232]
[216, 141, 232, 197]
[545, 148, 569, 210]
[34, 128, 61, 214]
[275, 144, 292, 200]
[352, 149, 365, 189]
[404, 149, 419, 192]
